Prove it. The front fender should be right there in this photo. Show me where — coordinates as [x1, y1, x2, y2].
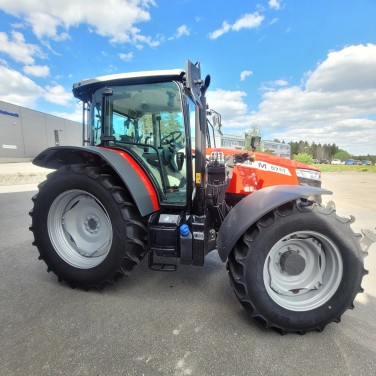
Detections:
[33, 146, 159, 217]
[217, 185, 332, 262]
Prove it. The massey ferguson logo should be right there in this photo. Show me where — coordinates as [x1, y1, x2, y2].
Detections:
[243, 160, 291, 176]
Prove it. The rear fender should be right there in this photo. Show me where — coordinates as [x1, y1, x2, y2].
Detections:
[33, 146, 159, 217]
[217, 185, 332, 262]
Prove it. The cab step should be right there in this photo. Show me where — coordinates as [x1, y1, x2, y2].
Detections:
[148, 248, 177, 271]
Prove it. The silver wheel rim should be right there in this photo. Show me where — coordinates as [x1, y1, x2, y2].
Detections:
[263, 231, 343, 311]
[47, 189, 112, 269]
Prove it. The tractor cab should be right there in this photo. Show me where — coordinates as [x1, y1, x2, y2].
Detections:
[70, 61, 214, 269]
[78, 73, 194, 207]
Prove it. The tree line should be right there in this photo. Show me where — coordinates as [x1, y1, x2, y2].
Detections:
[289, 141, 339, 161]
[288, 140, 376, 164]
[243, 127, 375, 163]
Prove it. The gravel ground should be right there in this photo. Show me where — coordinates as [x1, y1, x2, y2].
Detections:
[0, 162, 53, 186]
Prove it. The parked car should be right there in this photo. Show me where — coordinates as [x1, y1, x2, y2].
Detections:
[320, 159, 330, 164]
[360, 160, 372, 165]
[331, 159, 341, 165]
[344, 159, 355, 165]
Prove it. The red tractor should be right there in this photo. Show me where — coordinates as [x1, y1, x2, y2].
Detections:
[30, 60, 374, 334]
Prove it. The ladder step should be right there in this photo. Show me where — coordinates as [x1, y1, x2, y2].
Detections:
[148, 248, 177, 272]
[149, 262, 177, 272]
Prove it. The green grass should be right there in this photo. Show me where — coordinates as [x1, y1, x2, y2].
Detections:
[311, 164, 376, 173]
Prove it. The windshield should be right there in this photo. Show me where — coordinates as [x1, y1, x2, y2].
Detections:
[90, 81, 189, 205]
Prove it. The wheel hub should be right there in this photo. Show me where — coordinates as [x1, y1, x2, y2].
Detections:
[280, 249, 306, 276]
[48, 190, 113, 268]
[263, 231, 343, 311]
[84, 215, 101, 234]
[267, 237, 325, 297]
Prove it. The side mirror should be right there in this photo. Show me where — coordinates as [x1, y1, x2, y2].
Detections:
[186, 60, 203, 108]
[211, 110, 222, 136]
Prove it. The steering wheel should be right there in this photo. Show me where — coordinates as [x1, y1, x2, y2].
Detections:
[160, 131, 183, 172]
[160, 131, 183, 146]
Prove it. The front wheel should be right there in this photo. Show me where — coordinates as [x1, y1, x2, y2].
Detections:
[29, 164, 147, 289]
[227, 200, 368, 334]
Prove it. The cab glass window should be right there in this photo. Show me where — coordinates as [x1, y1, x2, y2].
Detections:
[90, 81, 187, 206]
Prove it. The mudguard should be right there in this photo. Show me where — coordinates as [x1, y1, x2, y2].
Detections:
[217, 185, 332, 262]
[33, 146, 159, 217]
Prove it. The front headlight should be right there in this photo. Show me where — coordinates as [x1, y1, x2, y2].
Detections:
[296, 169, 321, 181]
[296, 169, 321, 188]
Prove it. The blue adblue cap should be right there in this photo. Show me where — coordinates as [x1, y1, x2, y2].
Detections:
[180, 224, 190, 237]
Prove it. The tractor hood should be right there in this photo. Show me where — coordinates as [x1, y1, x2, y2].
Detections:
[254, 152, 319, 171]
[207, 147, 319, 172]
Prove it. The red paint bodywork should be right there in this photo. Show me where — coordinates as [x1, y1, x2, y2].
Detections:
[207, 147, 320, 195]
[110, 148, 160, 211]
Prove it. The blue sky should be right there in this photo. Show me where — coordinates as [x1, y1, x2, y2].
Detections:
[0, 0, 375, 155]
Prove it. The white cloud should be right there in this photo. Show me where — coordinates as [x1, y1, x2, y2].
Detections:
[0, 61, 67, 108]
[240, 70, 253, 81]
[261, 79, 289, 91]
[0, 0, 157, 45]
[0, 65, 44, 106]
[44, 84, 72, 106]
[274, 79, 288, 86]
[206, 44, 376, 154]
[269, 18, 278, 25]
[176, 25, 190, 38]
[23, 64, 50, 77]
[269, 0, 281, 10]
[208, 21, 231, 40]
[232, 13, 264, 31]
[206, 89, 248, 119]
[209, 12, 264, 40]
[27, 12, 70, 41]
[119, 52, 134, 62]
[0, 31, 45, 64]
[168, 25, 190, 41]
[305, 44, 376, 92]
[132, 32, 161, 47]
[52, 102, 83, 122]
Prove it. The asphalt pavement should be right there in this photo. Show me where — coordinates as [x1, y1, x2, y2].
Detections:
[0, 171, 375, 376]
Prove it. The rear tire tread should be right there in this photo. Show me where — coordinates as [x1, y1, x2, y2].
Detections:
[29, 164, 147, 290]
[227, 201, 367, 334]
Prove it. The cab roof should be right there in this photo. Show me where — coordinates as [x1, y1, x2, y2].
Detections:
[72, 68, 185, 102]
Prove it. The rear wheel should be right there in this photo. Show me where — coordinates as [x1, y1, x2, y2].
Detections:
[29, 164, 147, 289]
[227, 200, 368, 334]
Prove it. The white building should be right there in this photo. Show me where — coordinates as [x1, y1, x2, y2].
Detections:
[263, 140, 291, 158]
[214, 134, 245, 149]
[211, 132, 291, 159]
[0, 100, 81, 162]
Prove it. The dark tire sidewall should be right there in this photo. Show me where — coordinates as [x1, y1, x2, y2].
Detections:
[240, 205, 363, 331]
[33, 168, 135, 286]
